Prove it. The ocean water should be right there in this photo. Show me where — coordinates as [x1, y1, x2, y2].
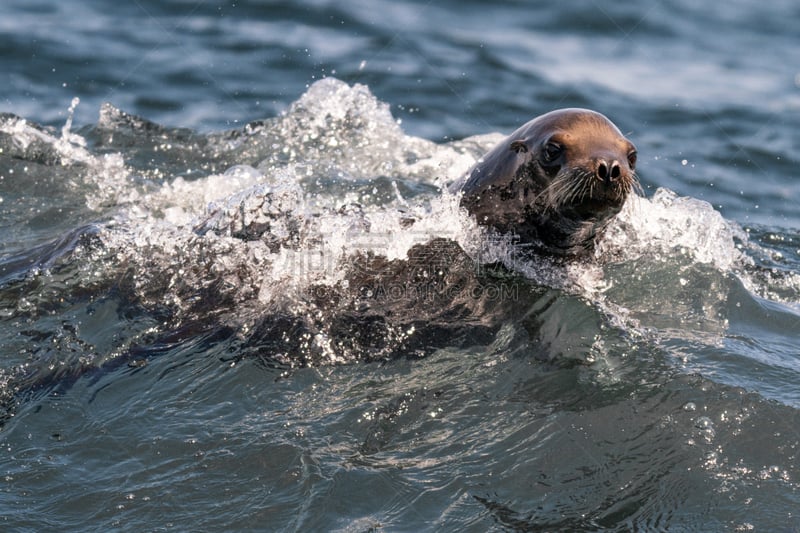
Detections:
[1, 0, 800, 531]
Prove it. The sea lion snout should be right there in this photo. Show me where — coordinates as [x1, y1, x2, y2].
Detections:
[596, 159, 622, 186]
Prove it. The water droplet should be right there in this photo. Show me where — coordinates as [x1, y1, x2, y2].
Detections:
[695, 416, 713, 429]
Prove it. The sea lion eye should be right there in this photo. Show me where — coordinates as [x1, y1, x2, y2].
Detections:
[541, 142, 563, 164]
[509, 140, 528, 154]
[627, 150, 638, 169]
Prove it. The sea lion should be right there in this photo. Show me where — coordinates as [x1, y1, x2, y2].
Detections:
[454, 108, 639, 256]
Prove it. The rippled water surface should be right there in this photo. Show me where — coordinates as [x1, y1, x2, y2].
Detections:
[1, 1, 800, 531]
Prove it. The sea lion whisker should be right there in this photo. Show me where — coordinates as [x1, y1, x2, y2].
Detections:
[629, 173, 643, 197]
[552, 167, 588, 204]
[582, 182, 596, 205]
[564, 168, 592, 205]
[540, 173, 578, 211]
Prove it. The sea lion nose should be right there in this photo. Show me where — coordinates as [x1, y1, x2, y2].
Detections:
[596, 159, 621, 186]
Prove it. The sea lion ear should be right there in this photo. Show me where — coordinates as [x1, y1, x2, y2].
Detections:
[509, 140, 528, 154]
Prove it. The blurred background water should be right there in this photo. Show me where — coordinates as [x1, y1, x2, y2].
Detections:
[1, 1, 800, 531]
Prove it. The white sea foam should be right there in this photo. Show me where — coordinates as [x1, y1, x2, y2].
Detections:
[598, 188, 749, 271]
[0, 108, 91, 165]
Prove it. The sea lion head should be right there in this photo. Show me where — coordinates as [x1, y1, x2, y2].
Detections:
[456, 108, 639, 256]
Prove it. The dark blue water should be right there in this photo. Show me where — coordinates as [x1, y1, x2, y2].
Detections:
[2, 1, 800, 530]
